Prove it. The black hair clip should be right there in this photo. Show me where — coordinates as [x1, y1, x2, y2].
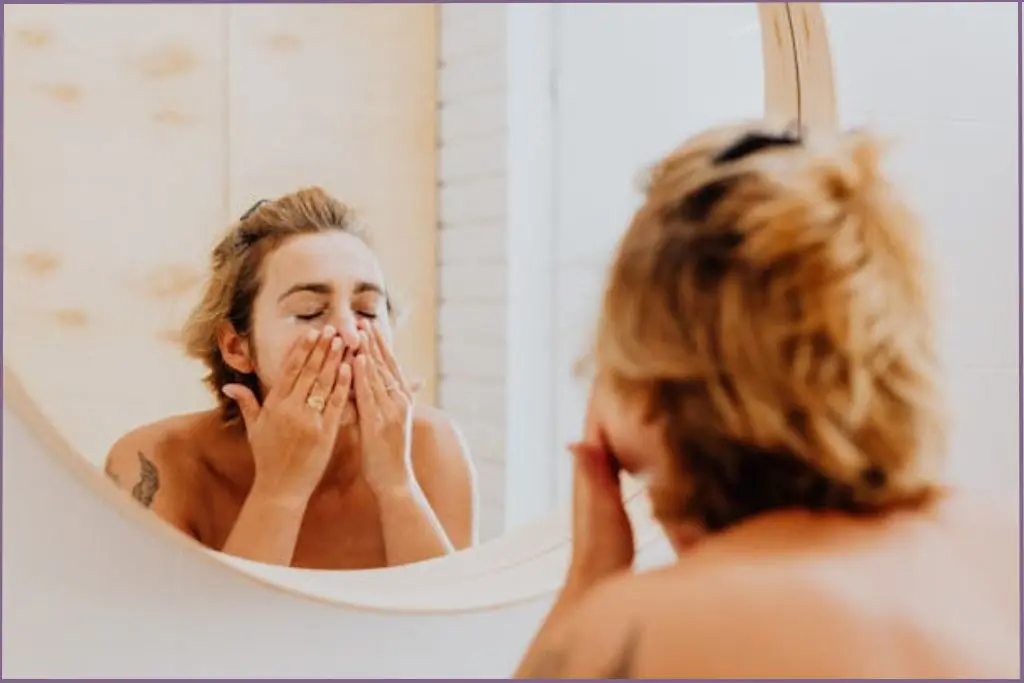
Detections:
[713, 129, 802, 165]
[239, 199, 269, 221]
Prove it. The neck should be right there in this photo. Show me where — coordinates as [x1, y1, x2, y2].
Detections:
[661, 520, 707, 556]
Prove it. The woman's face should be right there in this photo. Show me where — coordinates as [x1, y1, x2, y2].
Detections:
[583, 372, 670, 482]
[221, 231, 391, 420]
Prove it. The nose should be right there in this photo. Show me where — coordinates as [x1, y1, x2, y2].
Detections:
[329, 315, 360, 349]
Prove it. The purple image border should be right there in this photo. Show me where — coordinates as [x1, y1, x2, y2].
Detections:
[0, 0, 1021, 680]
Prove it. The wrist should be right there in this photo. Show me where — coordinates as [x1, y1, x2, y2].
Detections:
[370, 479, 419, 503]
[248, 477, 315, 510]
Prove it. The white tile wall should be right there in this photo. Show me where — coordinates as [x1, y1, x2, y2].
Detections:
[437, 4, 510, 541]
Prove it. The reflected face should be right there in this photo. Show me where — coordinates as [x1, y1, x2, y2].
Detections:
[223, 231, 391, 418]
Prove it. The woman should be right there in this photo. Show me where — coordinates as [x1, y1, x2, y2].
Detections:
[515, 123, 1018, 678]
[104, 188, 478, 569]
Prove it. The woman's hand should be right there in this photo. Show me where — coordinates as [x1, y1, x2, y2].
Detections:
[222, 325, 353, 502]
[564, 441, 636, 594]
[563, 386, 636, 596]
[353, 321, 415, 497]
[511, 392, 636, 678]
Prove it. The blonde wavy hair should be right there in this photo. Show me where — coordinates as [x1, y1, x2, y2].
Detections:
[182, 187, 397, 422]
[592, 122, 948, 531]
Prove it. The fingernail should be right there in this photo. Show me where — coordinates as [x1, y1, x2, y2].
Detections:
[323, 325, 336, 338]
[330, 337, 342, 351]
[306, 329, 319, 342]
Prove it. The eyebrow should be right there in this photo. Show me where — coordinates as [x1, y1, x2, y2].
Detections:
[277, 280, 385, 302]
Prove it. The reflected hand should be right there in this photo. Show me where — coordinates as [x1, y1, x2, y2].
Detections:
[222, 326, 353, 501]
[353, 321, 415, 497]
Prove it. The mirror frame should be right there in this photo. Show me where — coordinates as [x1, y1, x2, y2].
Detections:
[2, 1, 835, 615]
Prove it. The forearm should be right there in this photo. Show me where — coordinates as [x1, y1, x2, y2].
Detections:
[514, 583, 588, 677]
[376, 483, 455, 566]
[222, 484, 308, 566]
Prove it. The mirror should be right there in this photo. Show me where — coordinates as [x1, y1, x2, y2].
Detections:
[4, 3, 790, 572]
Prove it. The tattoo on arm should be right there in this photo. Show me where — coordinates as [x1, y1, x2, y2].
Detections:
[131, 452, 160, 508]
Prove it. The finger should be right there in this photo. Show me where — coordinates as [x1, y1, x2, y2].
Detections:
[314, 336, 345, 398]
[222, 384, 261, 429]
[369, 323, 409, 392]
[568, 442, 622, 492]
[323, 361, 354, 425]
[353, 354, 378, 423]
[362, 348, 389, 411]
[292, 326, 336, 398]
[276, 328, 321, 395]
[363, 327, 390, 380]
[363, 344, 391, 407]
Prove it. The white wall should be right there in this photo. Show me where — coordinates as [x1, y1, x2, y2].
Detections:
[549, 3, 767, 500]
[439, 2, 1021, 527]
[824, 1, 1020, 490]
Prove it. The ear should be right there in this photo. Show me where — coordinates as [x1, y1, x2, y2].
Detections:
[216, 322, 255, 375]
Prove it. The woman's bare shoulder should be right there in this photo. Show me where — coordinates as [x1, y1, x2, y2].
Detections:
[103, 410, 217, 478]
[410, 405, 473, 466]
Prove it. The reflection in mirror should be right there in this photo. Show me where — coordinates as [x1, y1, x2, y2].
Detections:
[4, 2, 770, 570]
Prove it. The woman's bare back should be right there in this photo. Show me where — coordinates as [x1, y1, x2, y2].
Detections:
[525, 492, 1019, 678]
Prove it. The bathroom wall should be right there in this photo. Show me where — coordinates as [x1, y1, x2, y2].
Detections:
[3, 4, 438, 465]
[439, 2, 1022, 532]
[823, 1, 1020, 490]
[436, 4, 512, 541]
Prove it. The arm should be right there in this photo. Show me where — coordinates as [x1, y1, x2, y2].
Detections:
[375, 409, 478, 566]
[104, 430, 308, 566]
[103, 432, 198, 539]
[220, 482, 309, 566]
[411, 407, 478, 550]
[376, 483, 454, 567]
[515, 578, 646, 679]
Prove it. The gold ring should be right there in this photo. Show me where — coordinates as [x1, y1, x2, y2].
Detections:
[306, 395, 327, 412]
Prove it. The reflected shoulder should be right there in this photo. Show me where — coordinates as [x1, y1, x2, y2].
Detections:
[102, 411, 212, 502]
[409, 404, 478, 548]
[411, 405, 474, 467]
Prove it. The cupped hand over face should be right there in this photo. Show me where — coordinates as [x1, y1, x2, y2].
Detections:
[221, 325, 354, 501]
[352, 320, 416, 497]
[563, 383, 636, 593]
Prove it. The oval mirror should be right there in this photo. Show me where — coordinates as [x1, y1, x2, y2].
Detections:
[4, 1, 807, 609]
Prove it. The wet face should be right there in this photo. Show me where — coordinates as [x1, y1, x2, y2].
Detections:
[220, 231, 391, 422]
